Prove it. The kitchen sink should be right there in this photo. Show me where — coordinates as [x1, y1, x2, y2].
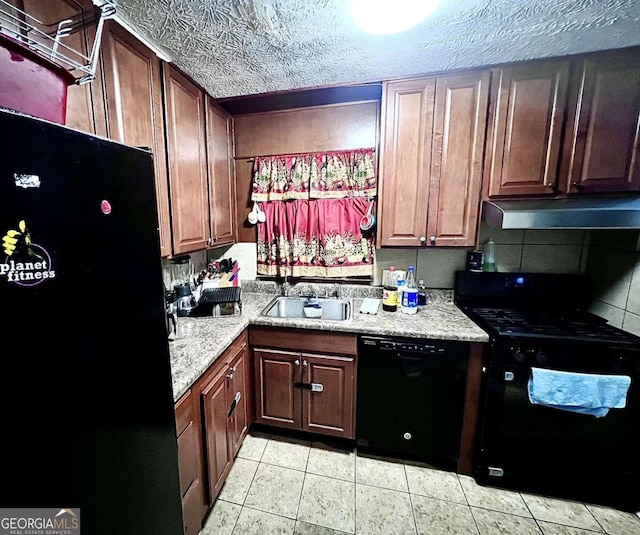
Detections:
[260, 296, 352, 321]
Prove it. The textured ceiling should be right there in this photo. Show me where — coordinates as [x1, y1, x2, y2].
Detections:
[115, 0, 640, 100]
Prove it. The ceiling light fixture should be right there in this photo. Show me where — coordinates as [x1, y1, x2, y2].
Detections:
[348, 0, 441, 35]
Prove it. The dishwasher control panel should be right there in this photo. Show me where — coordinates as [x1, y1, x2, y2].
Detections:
[361, 336, 447, 354]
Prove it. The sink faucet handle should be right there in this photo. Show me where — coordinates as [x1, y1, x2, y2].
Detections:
[333, 283, 341, 298]
[281, 274, 290, 296]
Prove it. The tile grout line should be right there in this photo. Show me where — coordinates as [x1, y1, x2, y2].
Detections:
[581, 502, 607, 534]
[293, 444, 313, 527]
[455, 472, 482, 534]
[404, 462, 419, 535]
[518, 492, 544, 535]
[231, 433, 271, 533]
[229, 500, 241, 535]
[231, 437, 300, 533]
[239, 504, 299, 529]
[355, 450, 362, 534]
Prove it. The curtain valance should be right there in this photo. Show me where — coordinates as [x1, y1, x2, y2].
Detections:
[251, 148, 376, 201]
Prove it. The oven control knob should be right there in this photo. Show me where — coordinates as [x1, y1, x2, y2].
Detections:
[535, 351, 547, 364]
[513, 349, 525, 362]
[403, 432, 412, 441]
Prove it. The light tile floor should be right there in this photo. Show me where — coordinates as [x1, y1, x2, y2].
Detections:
[201, 430, 640, 535]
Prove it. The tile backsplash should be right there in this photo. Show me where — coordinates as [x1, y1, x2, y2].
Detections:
[207, 242, 258, 281]
[161, 249, 208, 288]
[375, 223, 590, 288]
[585, 230, 640, 335]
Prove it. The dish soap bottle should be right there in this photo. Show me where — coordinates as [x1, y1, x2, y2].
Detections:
[417, 279, 427, 306]
[382, 266, 398, 312]
[483, 238, 496, 272]
[401, 266, 418, 314]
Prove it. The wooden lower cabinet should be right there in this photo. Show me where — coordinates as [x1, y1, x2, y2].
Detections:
[174, 389, 207, 535]
[199, 331, 250, 505]
[201, 366, 233, 502]
[253, 348, 301, 429]
[251, 327, 356, 439]
[226, 344, 250, 457]
[302, 354, 355, 437]
[173, 330, 250, 534]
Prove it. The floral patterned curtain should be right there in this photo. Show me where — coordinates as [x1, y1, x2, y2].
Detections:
[256, 198, 375, 278]
[252, 148, 376, 278]
[252, 148, 376, 201]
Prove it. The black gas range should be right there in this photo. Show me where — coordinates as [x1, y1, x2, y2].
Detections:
[454, 271, 640, 512]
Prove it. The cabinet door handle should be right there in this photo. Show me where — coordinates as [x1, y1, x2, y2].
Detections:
[303, 360, 307, 367]
[227, 392, 241, 418]
[294, 382, 323, 392]
[294, 359, 300, 366]
[571, 181, 582, 189]
[205, 237, 212, 246]
[419, 236, 426, 244]
[429, 235, 436, 244]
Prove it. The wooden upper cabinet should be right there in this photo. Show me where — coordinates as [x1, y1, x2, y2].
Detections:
[206, 98, 236, 247]
[485, 60, 570, 197]
[163, 65, 209, 255]
[100, 21, 172, 257]
[379, 78, 435, 246]
[21, 0, 104, 135]
[560, 51, 640, 194]
[427, 71, 489, 246]
[378, 71, 488, 247]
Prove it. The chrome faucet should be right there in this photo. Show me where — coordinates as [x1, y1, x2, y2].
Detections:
[333, 283, 341, 298]
[300, 285, 318, 302]
[281, 275, 290, 297]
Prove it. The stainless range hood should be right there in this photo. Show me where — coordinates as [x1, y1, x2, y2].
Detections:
[483, 197, 640, 230]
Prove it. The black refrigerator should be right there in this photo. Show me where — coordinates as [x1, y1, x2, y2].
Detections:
[0, 109, 184, 534]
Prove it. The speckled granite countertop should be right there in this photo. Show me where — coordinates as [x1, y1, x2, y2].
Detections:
[169, 289, 489, 402]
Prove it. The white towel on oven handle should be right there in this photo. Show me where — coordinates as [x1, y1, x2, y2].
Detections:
[527, 367, 632, 418]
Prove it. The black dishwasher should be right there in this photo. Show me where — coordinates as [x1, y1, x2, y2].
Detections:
[356, 335, 469, 466]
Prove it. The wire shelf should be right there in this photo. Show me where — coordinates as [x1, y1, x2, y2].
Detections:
[0, 0, 116, 85]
